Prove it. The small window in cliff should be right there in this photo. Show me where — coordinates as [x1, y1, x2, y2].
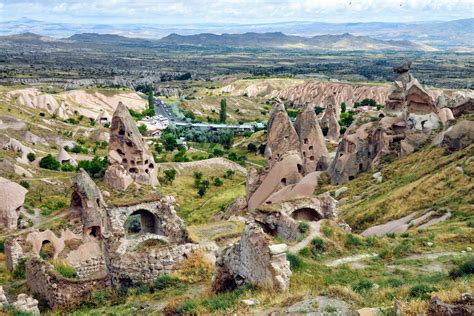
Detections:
[71, 192, 82, 208]
[119, 128, 125, 136]
[122, 158, 128, 164]
[281, 178, 287, 185]
[96, 198, 101, 207]
[297, 164, 304, 174]
[304, 138, 308, 144]
[129, 167, 138, 174]
[349, 176, 355, 180]
[145, 159, 149, 164]
[149, 163, 154, 169]
[309, 156, 315, 161]
[309, 146, 313, 151]
[89, 226, 101, 238]
[359, 163, 363, 171]
[116, 149, 125, 156]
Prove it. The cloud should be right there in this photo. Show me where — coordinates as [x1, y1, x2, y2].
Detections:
[0, 0, 472, 24]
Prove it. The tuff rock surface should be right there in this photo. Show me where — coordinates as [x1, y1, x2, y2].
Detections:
[104, 102, 158, 190]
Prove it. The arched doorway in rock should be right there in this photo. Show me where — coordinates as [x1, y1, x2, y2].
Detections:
[124, 209, 160, 235]
[87, 226, 101, 238]
[290, 208, 322, 221]
[71, 192, 82, 208]
[39, 240, 55, 260]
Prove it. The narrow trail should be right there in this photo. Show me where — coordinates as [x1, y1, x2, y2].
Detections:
[289, 221, 321, 253]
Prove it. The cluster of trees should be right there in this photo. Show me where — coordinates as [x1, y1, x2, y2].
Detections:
[39, 154, 108, 179]
[161, 126, 234, 150]
[338, 102, 356, 135]
[353, 98, 383, 110]
[192, 171, 227, 198]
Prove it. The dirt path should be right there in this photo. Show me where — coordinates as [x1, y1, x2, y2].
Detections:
[289, 221, 321, 253]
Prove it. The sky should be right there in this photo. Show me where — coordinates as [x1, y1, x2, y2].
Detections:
[0, 0, 473, 25]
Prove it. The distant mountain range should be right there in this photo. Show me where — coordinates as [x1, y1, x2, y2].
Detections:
[0, 17, 473, 50]
[0, 31, 434, 52]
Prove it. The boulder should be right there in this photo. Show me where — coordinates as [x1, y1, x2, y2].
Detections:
[105, 102, 159, 190]
[451, 97, 474, 117]
[441, 120, 474, 152]
[437, 107, 455, 124]
[294, 103, 329, 173]
[12, 294, 40, 315]
[213, 223, 291, 292]
[0, 177, 28, 230]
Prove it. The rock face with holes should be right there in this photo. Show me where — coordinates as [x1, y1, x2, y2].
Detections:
[0, 177, 28, 230]
[247, 102, 330, 211]
[71, 169, 108, 234]
[294, 103, 329, 173]
[328, 63, 461, 185]
[320, 95, 341, 141]
[264, 101, 300, 170]
[105, 102, 158, 190]
[213, 223, 291, 292]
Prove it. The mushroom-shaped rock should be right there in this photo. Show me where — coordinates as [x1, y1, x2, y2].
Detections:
[264, 102, 300, 169]
[294, 103, 329, 173]
[56, 147, 77, 166]
[105, 102, 159, 189]
[0, 177, 28, 230]
[405, 80, 437, 115]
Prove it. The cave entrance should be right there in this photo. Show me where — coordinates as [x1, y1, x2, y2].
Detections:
[71, 192, 82, 208]
[291, 208, 322, 222]
[125, 209, 160, 235]
[39, 240, 55, 260]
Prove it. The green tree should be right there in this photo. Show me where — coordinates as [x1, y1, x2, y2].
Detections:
[213, 177, 223, 187]
[247, 143, 257, 152]
[138, 124, 147, 135]
[39, 154, 61, 171]
[219, 99, 227, 123]
[197, 179, 210, 198]
[27, 152, 36, 162]
[164, 169, 177, 184]
[148, 90, 154, 110]
[161, 133, 177, 151]
[341, 102, 347, 113]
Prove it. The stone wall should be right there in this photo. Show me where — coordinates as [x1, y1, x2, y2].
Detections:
[71, 256, 107, 279]
[107, 243, 200, 286]
[26, 258, 109, 310]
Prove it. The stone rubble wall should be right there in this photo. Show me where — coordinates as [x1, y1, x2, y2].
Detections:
[107, 243, 201, 285]
[71, 256, 107, 279]
[26, 258, 110, 310]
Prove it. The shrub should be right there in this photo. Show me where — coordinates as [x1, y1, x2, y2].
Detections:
[164, 168, 177, 184]
[224, 169, 235, 179]
[154, 275, 182, 290]
[212, 148, 224, 157]
[310, 237, 325, 256]
[247, 143, 257, 152]
[322, 225, 333, 237]
[298, 221, 310, 234]
[213, 177, 223, 187]
[449, 257, 474, 279]
[352, 279, 373, 293]
[19, 180, 30, 189]
[54, 261, 77, 278]
[287, 253, 305, 271]
[409, 284, 438, 300]
[27, 152, 36, 162]
[77, 156, 108, 179]
[345, 233, 363, 247]
[135, 282, 150, 294]
[61, 163, 75, 172]
[39, 154, 61, 170]
[138, 124, 147, 135]
[13, 257, 27, 279]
